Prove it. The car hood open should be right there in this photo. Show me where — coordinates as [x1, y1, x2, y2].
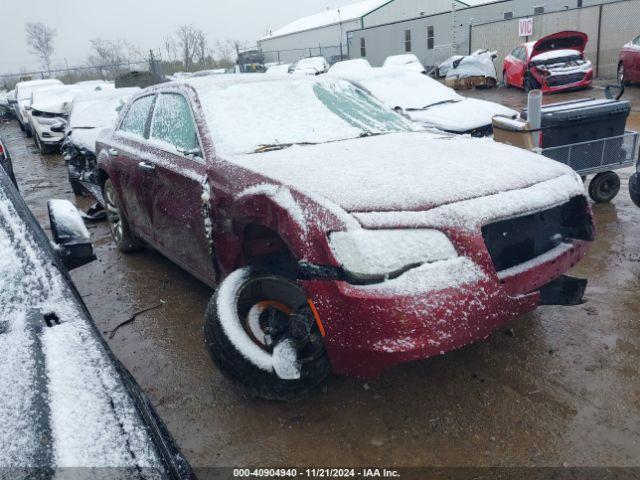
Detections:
[230, 132, 577, 215]
[530, 31, 588, 57]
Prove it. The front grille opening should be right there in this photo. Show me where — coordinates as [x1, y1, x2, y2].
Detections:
[482, 196, 593, 272]
[43, 312, 61, 328]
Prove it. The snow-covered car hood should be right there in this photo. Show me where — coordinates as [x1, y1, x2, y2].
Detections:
[406, 98, 517, 132]
[229, 132, 581, 219]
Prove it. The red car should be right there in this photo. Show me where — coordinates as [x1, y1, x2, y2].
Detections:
[503, 31, 593, 93]
[96, 76, 594, 398]
[618, 34, 640, 85]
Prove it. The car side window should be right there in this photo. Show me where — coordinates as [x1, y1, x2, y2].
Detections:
[511, 47, 520, 59]
[150, 93, 199, 152]
[634, 35, 640, 47]
[118, 95, 155, 137]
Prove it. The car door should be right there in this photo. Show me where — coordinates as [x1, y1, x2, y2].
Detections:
[505, 47, 524, 87]
[108, 94, 157, 240]
[145, 91, 216, 284]
[631, 35, 640, 82]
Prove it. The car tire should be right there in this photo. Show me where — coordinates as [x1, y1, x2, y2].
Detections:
[18, 121, 25, 132]
[502, 71, 510, 88]
[25, 125, 33, 138]
[103, 178, 144, 252]
[588, 171, 620, 203]
[204, 266, 331, 400]
[617, 62, 628, 86]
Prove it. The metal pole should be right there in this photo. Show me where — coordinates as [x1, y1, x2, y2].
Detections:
[595, 4, 603, 78]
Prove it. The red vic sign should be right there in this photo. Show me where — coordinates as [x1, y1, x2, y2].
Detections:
[519, 18, 534, 37]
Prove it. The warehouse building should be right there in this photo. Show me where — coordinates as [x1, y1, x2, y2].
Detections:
[258, 0, 471, 65]
[347, 0, 627, 72]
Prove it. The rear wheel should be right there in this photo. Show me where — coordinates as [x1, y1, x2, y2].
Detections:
[204, 266, 331, 400]
[618, 62, 628, 86]
[103, 178, 144, 252]
[589, 171, 620, 203]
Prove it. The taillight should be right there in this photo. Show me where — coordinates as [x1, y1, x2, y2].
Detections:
[538, 131, 544, 148]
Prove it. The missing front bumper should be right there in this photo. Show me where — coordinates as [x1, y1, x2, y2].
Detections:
[539, 275, 587, 306]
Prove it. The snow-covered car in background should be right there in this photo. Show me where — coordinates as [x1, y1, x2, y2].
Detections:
[265, 64, 292, 76]
[503, 31, 593, 93]
[0, 166, 193, 477]
[62, 87, 140, 199]
[13, 79, 63, 136]
[440, 49, 499, 87]
[329, 60, 518, 136]
[383, 54, 426, 74]
[290, 56, 330, 75]
[95, 75, 593, 399]
[26, 86, 77, 154]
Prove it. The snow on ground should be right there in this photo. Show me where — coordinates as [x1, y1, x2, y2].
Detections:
[0, 189, 163, 468]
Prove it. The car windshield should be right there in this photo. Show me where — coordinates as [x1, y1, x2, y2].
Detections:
[188, 76, 415, 155]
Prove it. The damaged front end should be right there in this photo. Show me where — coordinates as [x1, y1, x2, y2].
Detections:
[529, 54, 592, 90]
[62, 138, 105, 220]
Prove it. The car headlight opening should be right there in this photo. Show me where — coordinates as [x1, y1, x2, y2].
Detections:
[329, 229, 458, 281]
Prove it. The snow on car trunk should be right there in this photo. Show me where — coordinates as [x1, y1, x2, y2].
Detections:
[227, 131, 578, 215]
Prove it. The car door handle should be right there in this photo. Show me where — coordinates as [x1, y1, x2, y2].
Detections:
[107, 148, 118, 157]
[138, 161, 156, 172]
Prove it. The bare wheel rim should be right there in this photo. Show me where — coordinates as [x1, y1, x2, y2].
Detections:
[104, 183, 124, 243]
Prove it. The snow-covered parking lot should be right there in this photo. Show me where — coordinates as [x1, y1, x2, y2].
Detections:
[1, 80, 639, 468]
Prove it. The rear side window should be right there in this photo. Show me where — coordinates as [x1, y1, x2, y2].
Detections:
[119, 95, 154, 137]
[150, 93, 199, 152]
[634, 36, 640, 47]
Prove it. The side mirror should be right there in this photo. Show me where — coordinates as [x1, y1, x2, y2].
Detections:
[47, 199, 96, 270]
[50, 121, 66, 133]
[178, 146, 202, 158]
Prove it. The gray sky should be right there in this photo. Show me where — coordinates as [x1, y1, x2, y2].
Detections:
[0, 0, 352, 74]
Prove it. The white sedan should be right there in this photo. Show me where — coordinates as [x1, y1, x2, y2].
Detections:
[329, 59, 517, 137]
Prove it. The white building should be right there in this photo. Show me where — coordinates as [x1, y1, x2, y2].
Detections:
[258, 0, 469, 65]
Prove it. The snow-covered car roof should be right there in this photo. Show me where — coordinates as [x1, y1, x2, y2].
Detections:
[181, 75, 416, 155]
[383, 54, 426, 74]
[15, 79, 63, 101]
[0, 170, 187, 473]
[264, 64, 292, 76]
[331, 66, 462, 110]
[328, 59, 373, 77]
[69, 87, 140, 130]
[68, 87, 140, 152]
[292, 56, 329, 75]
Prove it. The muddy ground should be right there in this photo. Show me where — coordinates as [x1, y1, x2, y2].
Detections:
[2, 80, 639, 468]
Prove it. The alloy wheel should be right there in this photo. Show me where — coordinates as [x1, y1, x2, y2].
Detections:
[104, 182, 124, 244]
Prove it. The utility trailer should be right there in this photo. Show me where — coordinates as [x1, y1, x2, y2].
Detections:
[494, 86, 638, 203]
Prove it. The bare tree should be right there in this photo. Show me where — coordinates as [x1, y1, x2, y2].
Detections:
[176, 24, 202, 71]
[163, 36, 177, 63]
[25, 22, 56, 74]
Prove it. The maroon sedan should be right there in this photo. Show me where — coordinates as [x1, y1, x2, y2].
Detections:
[618, 34, 640, 85]
[96, 76, 593, 399]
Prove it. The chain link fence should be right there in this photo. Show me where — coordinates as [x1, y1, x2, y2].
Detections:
[470, 0, 640, 79]
[261, 45, 345, 66]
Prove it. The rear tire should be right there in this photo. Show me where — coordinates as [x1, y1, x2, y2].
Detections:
[204, 266, 331, 400]
[589, 171, 620, 203]
[618, 62, 628, 86]
[103, 178, 144, 252]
